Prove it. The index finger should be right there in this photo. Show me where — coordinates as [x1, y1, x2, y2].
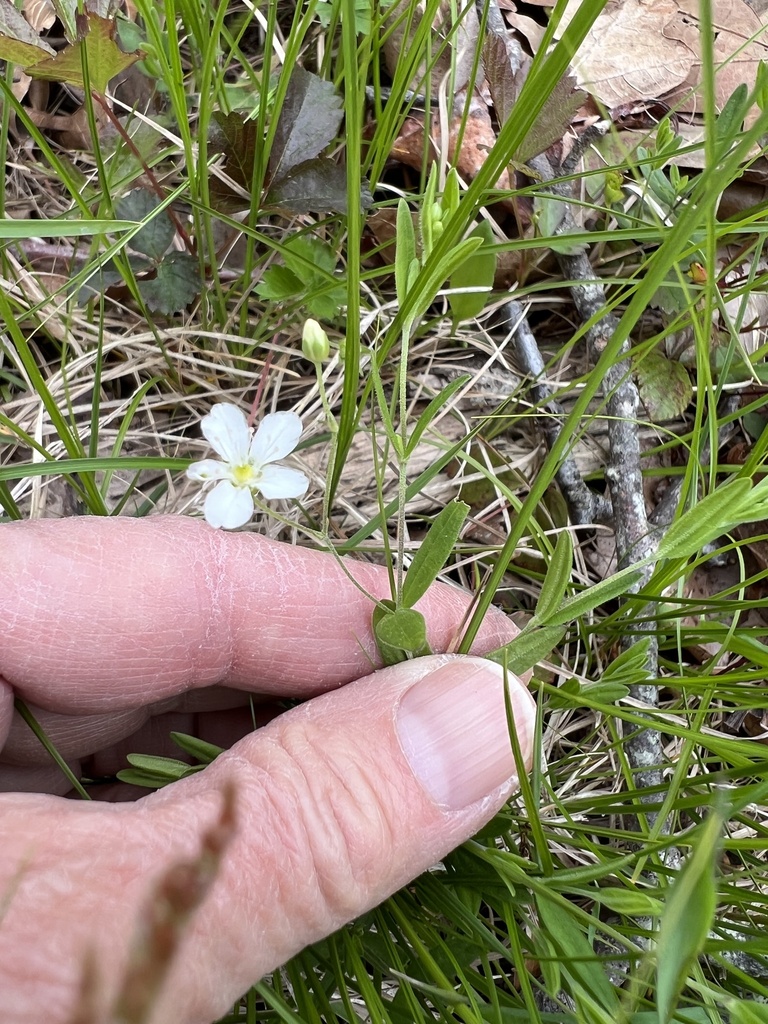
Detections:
[1, 517, 517, 714]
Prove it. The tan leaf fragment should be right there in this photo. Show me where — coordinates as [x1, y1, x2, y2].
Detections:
[22, 0, 54, 32]
[390, 97, 512, 193]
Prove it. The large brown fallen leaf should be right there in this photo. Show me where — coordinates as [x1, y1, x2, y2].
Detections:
[663, 0, 768, 128]
[566, 0, 768, 125]
[567, 0, 694, 107]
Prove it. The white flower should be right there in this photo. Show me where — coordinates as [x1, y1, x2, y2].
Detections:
[187, 403, 308, 529]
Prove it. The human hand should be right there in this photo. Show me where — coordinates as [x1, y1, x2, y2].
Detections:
[0, 516, 535, 1024]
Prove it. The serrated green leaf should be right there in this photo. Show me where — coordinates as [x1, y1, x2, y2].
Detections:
[515, 72, 585, 163]
[535, 530, 573, 623]
[374, 607, 429, 654]
[484, 31, 524, 128]
[170, 731, 224, 764]
[306, 290, 345, 321]
[210, 111, 259, 191]
[656, 801, 725, 1023]
[115, 189, 173, 261]
[255, 265, 304, 303]
[402, 501, 469, 609]
[27, 12, 140, 92]
[139, 252, 199, 314]
[0, 0, 55, 66]
[282, 234, 336, 280]
[268, 65, 343, 181]
[448, 220, 497, 322]
[636, 352, 692, 423]
[396, 198, 416, 306]
[266, 158, 372, 215]
[487, 624, 566, 676]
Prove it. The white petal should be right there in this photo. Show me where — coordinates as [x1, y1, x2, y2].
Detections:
[258, 464, 309, 500]
[186, 458, 229, 482]
[249, 411, 303, 465]
[203, 480, 254, 529]
[200, 404, 251, 464]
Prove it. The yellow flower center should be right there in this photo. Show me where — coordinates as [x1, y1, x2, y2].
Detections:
[231, 462, 259, 487]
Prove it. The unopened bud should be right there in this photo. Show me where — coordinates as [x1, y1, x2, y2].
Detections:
[302, 318, 330, 363]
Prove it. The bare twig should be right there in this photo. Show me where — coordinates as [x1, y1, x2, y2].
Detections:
[528, 150, 668, 831]
[504, 298, 607, 526]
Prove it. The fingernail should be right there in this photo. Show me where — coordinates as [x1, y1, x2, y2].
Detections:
[396, 658, 535, 811]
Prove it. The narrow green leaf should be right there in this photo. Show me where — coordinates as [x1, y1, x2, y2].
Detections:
[580, 680, 630, 703]
[0, 219, 136, 239]
[602, 636, 653, 685]
[487, 624, 566, 676]
[656, 801, 726, 1024]
[715, 84, 750, 147]
[402, 501, 470, 608]
[170, 731, 224, 764]
[442, 167, 460, 219]
[374, 607, 429, 654]
[535, 531, 573, 623]
[421, 163, 439, 259]
[730, 1000, 768, 1024]
[655, 479, 753, 560]
[124, 753, 192, 778]
[536, 895, 620, 1013]
[115, 769, 173, 789]
[571, 888, 663, 917]
[395, 198, 416, 306]
[405, 374, 471, 457]
[537, 565, 643, 628]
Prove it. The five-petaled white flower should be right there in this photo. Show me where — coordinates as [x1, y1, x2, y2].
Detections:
[187, 403, 308, 530]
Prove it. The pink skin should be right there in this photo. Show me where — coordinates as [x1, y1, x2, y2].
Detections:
[0, 517, 532, 1024]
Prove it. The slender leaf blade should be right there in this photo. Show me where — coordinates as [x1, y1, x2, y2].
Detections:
[402, 501, 470, 608]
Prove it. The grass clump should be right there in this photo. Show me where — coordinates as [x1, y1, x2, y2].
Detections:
[2, 0, 768, 1020]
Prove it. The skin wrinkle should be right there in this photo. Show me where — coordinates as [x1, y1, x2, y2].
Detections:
[0, 678, 13, 750]
[275, 717, 396, 920]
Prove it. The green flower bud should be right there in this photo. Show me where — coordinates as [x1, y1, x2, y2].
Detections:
[302, 318, 330, 363]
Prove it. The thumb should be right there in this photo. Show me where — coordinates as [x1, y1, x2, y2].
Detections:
[147, 654, 536, 1023]
[0, 656, 536, 1024]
